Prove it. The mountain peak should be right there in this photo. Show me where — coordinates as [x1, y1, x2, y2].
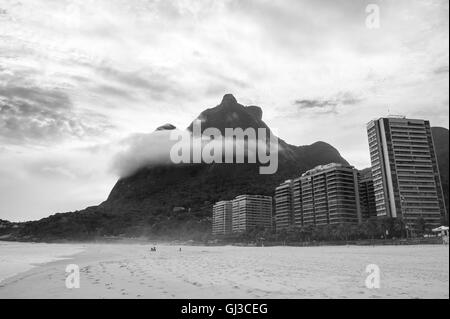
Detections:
[220, 94, 238, 106]
[246, 105, 263, 121]
[188, 94, 268, 133]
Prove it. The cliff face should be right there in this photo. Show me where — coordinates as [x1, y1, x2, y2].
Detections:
[11, 95, 350, 241]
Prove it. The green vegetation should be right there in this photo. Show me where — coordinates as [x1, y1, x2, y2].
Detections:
[1, 207, 211, 242]
[219, 217, 443, 245]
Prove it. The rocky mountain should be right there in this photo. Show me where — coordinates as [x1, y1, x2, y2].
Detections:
[432, 127, 449, 220]
[104, 95, 348, 207]
[7, 94, 350, 241]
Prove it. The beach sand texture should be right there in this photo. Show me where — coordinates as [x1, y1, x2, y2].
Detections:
[0, 243, 448, 299]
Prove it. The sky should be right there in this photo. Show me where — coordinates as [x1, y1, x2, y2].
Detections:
[0, 0, 448, 221]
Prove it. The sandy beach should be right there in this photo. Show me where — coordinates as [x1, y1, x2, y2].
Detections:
[0, 242, 448, 299]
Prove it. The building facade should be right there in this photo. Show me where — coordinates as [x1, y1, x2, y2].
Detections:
[232, 195, 273, 233]
[298, 163, 362, 226]
[292, 178, 303, 227]
[274, 163, 363, 231]
[359, 169, 377, 220]
[274, 180, 294, 231]
[367, 116, 447, 227]
[212, 201, 233, 236]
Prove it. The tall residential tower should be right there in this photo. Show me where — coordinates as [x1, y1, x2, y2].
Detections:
[274, 180, 294, 231]
[359, 169, 377, 221]
[212, 201, 233, 236]
[366, 116, 447, 226]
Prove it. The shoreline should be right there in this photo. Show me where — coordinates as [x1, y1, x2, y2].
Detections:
[0, 252, 82, 287]
[0, 242, 86, 285]
[1, 236, 445, 247]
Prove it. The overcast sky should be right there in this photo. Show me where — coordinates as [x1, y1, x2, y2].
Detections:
[0, 0, 448, 221]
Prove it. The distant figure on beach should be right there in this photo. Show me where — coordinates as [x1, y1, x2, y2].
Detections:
[150, 247, 157, 252]
[179, 248, 182, 252]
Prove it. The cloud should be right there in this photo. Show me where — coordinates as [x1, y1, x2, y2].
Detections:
[0, 144, 116, 221]
[294, 91, 363, 114]
[0, 86, 71, 109]
[111, 130, 177, 178]
[111, 125, 280, 178]
[295, 99, 338, 110]
[0, 85, 114, 145]
[94, 64, 188, 101]
[434, 65, 449, 75]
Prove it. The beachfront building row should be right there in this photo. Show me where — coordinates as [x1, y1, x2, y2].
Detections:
[212, 195, 273, 236]
[367, 116, 447, 227]
[275, 116, 447, 231]
[274, 163, 375, 231]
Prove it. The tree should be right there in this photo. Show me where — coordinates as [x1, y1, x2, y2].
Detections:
[393, 218, 406, 239]
[360, 220, 371, 240]
[415, 217, 426, 237]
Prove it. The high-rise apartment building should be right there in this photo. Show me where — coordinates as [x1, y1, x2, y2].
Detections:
[274, 180, 294, 231]
[274, 163, 363, 231]
[359, 169, 377, 220]
[292, 178, 303, 227]
[212, 201, 233, 235]
[298, 163, 362, 226]
[232, 195, 273, 233]
[367, 116, 447, 226]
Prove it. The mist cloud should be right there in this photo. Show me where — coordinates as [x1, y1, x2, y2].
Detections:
[111, 127, 280, 178]
[111, 130, 178, 178]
